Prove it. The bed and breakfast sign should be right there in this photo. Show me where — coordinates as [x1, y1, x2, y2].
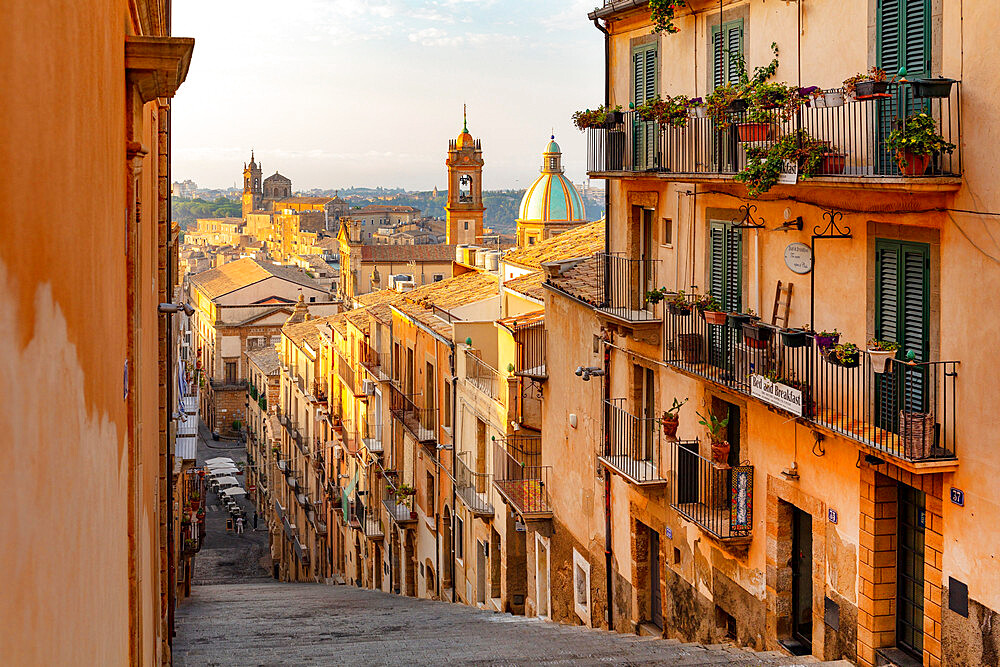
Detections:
[749, 374, 804, 417]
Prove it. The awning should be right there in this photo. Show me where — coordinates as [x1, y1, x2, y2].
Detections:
[175, 438, 196, 461]
[208, 468, 239, 476]
[206, 457, 234, 464]
[222, 487, 247, 496]
[213, 476, 239, 486]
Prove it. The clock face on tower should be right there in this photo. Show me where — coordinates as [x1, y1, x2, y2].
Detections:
[459, 174, 473, 203]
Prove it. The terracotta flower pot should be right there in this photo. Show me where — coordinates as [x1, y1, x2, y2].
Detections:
[702, 310, 728, 326]
[896, 151, 930, 176]
[737, 122, 770, 142]
[710, 439, 730, 464]
[820, 153, 847, 174]
[661, 415, 679, 439]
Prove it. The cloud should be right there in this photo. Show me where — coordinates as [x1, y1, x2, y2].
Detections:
[407, 27, 512, 47]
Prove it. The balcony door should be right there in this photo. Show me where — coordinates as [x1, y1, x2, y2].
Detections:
[710, 19, 744, 172]
[709, 219, 742, 374]
[874, 239, 930, 435]
[632, 43, 657, 170]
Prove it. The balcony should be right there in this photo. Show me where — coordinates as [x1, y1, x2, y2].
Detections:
[357, 491, 384, 540]
[312, 379, 328, 403]
[663, 303, 959, 466]
[337, 350, 355, 393]
[587, 83, 961, 189]
[600, 399, 670, 485]
[493, 438, 551, 519]
[361, 430, 384, 454]
[389, 384, 437, 445]
[511, 318, 547, 381]
[382, 497, 417, 526]
[465, 351, 502, 401]
[360, 343, 392, 382]
[454, 454, 494, 517]
[668, 440, 754, 542]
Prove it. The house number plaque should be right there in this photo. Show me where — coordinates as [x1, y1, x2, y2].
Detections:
[784, 242, 812, 274]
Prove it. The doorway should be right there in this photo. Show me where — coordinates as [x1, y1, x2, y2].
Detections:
[790, 506, 813, 654]
[897, 484, 926, 659]
[536, 535, 550, 618]
[649, 527, 662, 628]
[476, 540, 487, 605]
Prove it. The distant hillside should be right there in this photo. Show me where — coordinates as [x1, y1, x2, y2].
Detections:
[172, 196, 241, 227]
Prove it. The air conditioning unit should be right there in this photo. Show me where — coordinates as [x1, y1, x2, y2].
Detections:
[334, 445, 343, 460]
[361, 379, 376, 396]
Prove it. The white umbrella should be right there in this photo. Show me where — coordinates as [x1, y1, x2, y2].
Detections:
[205, 457, 234, 464]
[214, 476, 240, 487]
[206, 461, 237, 469]
[222, 487, 247, 496]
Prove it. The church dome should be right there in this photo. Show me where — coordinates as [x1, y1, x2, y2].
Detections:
[456, 130, 475, 148]
[517, 137, 586, 223]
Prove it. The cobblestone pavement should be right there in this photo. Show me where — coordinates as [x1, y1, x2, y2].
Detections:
[193, 420, 272, 585]
[174, 583, 840, 667]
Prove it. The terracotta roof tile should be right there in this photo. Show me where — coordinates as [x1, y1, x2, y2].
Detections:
[358, 244, 456, 263]
[246, 347, 281, 375]
[504, 271, 544, 301]
[544, 254, 602, 305]
[393, 272, 500, 339]
[189, 257, 321, 300]
[502, 220, 604, 270]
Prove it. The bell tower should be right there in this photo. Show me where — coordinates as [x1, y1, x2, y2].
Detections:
[242, 151, 263, 219]
[445, 107, 485, 245]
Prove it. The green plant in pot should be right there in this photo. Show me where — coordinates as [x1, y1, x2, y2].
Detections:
[779, 327, 812, 348]
[814, 329, 840, 350]
[826, 341, 860, 368]
[571, 104, 624, 131]
[697, 410, 731, 465]
[646, 287, 670, 305]
[727, 308, 758, 329]
[885, 112, 955, 176]
[742, 320, 775, 349]
[667, 290, 692, 315]
[867, 339, 900, 373]
[735, 130, 829, 197]
[695, 294, 727, 325]
[660, 397, 688, 439]
[393, 483, 416, 506]
[636, 95, 690, 129]
[844, 66, 892, 99]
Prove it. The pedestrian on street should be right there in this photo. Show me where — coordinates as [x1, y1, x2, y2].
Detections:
[235, 516, 244, 535]
[253, 511, 258, 531]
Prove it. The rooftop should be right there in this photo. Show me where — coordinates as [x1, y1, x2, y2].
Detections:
[394, 271, 499, 339]
[283, 313, 343, 350]
[502, 220, 604, 270]
[276, 196, 340, 205]
[357, 244, 457, 263]
[543, 254, 602, 305]
[503, 271, 545, 302]
[246, 347, 281, 376]
[189, 257, 322, 300]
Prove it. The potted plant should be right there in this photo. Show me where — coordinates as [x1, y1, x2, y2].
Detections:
[742, 320, 776, 349]
[727, 309, 757, 329]
[867, 339, 900, 373]
[649, 0, 688, 34]
[814, 329, 840, 350]
[667, 291, 692, 315]
[687, 97, 707, 118]
[910, 77, 956, 99]
[696, 294, 727, 325]
[819, 149, 847, 175]
[636, 95, 690, 129]
[737, 105, 774, 142]
[779, 327, 812, 348]
[571, 105, 623, 131]
[844, 67, 892, 99]
[884, 112, 956, 176]
[660, 397, 689, 438]
[196, 508, 206, 521]
[735, 130, 830, 197]
[697, 410, 730, 465]
[646, 287, 669, 305]
[826, 341, 861, 368]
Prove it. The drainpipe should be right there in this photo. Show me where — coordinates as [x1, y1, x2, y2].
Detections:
[450, 348, 458, 603]
[592, 12, 614, 633]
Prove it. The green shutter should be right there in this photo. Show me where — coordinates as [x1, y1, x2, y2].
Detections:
[710, 20, 744, 89]
[710, 225, 726, 303]
[878, 0, 929, 77]
[632, 43, 657, 106]
[709, 220, 742, 311]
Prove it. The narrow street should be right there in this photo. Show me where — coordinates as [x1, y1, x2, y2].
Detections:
[175, 421, 841, 667]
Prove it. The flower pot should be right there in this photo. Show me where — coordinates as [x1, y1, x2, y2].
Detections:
[780, 328, 812, 348]
[867, 349, 896, 374]
[820, 152, 847, 174]
[727, 313, 755, 329]
[825, 348, 860, 368]
[812, 94, 827, 108]
[855, 80, 890, 98]
[603, 111, 625, 128]
[689, 106, 707, 118]
[710, 439, 730, 465]
[661, 415, 679, 439]
[910, 78, 955, 99]
[409, 511, 418, 520]
[668, 302, 691, 316]
[814, 333, 840, 350]
[823, 91, 846, 107]
[702, 310, 728, 326]
[728, 99, 750, 113]
[737, 122, 771, 142]
[896, 150, 930, 176]
[742, 322, 775, 350]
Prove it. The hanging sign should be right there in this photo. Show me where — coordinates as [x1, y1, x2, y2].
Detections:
[777, 159, 799, 185]
[730, 466, 754, 537]
[784, 242, 813, 274]
[750, 374, 804, 416]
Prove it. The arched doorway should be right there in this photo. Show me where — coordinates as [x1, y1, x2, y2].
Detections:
[442, 506, 453, 593]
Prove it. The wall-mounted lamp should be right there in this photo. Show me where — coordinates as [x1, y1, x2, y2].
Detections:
[159, 302, 195, 316]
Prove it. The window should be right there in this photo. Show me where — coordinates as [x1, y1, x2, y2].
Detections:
[433, 274, 444, 282]
[709, 219, 742, 311]
[662, 218, 673, 246]
[455, 516, 464, 561]
[309, 296, 316, 303]
[464, 221, 469, 230]
[443, 382, 452, 428]
[710, 19, 744, 89]
[573, 548, 591, 624]
[878, 0, 930, 79]
[426, 471, 435, 515]
[224, 361, 237, 384]
[527, 237, 536, 245]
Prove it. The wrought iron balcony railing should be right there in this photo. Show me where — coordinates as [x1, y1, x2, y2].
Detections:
[465, 350, 502, 401]
[454, 454, 494, 517]
[663, 302, 958, 462]
[388, 384, 437, 445]
[587, 83, 961, 181]
[382, 497, 417, 525]
[337, 349, 355, 392]
[668, 440, 753, 541]
[512, 319, 547, 380]
[601, 399, 668, 484]
[493, 439, 551, 518]
[598, 253, 660, 322]
[360, 343, 392, 381]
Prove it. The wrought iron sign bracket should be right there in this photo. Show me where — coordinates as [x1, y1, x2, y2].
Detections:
[730, 203, 767, 229]
[810, 209, 853, 331]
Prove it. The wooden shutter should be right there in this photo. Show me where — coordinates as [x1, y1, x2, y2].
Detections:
[709, 224, 726, 304]
[710, 20, 744, 89]
[632, 43, 657, 105]
[709, 220, 742, 311]
[878, 0, 929, 77]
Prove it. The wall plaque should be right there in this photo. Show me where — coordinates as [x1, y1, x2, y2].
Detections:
[784, 242, 812, 274]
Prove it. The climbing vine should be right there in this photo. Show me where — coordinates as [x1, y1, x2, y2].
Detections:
[649, 0, 687, 34]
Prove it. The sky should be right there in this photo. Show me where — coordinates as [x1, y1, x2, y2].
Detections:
[171, 0, 605, 191]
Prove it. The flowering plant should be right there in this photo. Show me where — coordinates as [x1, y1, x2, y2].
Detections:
[571, 105, 624, 131]
[636, 95, 690, 128]
[650, 0, 688, 34]
[885, 112, 956, 158]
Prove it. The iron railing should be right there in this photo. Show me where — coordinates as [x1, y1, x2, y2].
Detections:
[313, 379, 328, 402]
[466, 351, 502, 401]
[513, 319, 547, 379]
[388, 384, 437, 444]
[382, 497, 417, 524]
[602, 399, 667, 484]
[454, 454, 494, 516]
[337, 350, 355, 392]
[587, 83, 961, 179]
[663, 303, 958, 461]
[597, 253, 660, 322]
[493, 440, 551, 517]
[668, 440, 754, 540]
[360, 344, 392, 381]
